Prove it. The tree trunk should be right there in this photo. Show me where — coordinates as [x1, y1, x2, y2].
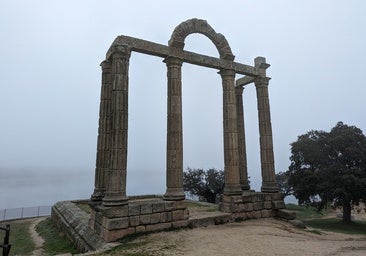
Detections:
[342, 200, 352, 222]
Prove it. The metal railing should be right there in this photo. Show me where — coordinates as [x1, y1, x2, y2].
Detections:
[0, 206, 51, 222]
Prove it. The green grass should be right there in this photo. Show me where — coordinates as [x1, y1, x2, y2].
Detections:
[36, 218, 79, 255]
[286, 203, 326, 220]
[3, 219, 35, 255]
[303, 218, 366, 235]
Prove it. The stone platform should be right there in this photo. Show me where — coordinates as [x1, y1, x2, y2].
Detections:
[51, 193, 286, 252]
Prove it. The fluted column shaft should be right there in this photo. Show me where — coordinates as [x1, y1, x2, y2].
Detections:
[103, 45, 131, 206]
[254, 57, 278, 193]
[220, 69, 242, 195]
[164, 57, 185, 201]
[235, 86, 250, 191]
[91, 60, 112, 201]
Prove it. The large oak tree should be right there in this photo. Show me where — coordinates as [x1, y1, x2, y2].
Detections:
[288, 122, 366, 222]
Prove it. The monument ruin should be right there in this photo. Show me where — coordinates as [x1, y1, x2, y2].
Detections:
[52, 18, 287, 248]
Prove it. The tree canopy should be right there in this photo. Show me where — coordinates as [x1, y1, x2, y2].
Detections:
[183, 167, 224, 203]
[287, 122, 366, 222]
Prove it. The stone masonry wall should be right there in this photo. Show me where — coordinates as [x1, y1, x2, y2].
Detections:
[219, 192, 285, 220]
[89, 198, 189, 242]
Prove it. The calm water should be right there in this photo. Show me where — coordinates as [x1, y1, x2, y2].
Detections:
[0, 168, 166, 210]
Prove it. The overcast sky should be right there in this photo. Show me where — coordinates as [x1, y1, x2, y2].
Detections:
[1, 1, 365, 208]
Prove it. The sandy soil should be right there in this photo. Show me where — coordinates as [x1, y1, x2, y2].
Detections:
[108, 218, 366, 256]
[29, 217, 46, 256]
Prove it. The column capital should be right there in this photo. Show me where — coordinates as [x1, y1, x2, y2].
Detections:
[164, 56, 183, 67]
[100, 60, 112, 71]
[111, 44, 131, 59]
[218, 69, 235, 78]
[254, 76, 271, 88]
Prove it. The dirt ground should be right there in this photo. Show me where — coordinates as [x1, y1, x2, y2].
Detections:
[102, 218, 366, 256]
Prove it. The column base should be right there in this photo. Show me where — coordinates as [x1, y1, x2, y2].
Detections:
[261, 182, 279, 193]
[91, 189, 105, 201]
[103, 193, 129, 206]
[241, 183, 251, 191]
[223, 184, 242, 195]
[163, 188, 185, 201]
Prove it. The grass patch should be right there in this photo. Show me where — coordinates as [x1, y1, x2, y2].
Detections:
[76, 202, 91, 214]
[2, 219, 35, 255]
[186, 200, 218, 212]
[303, 218, 366, 235]
[36, 218, 79, 255]
[286, 203, 326, 220]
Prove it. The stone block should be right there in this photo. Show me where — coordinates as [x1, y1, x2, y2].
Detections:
[289, 219, 306, 229]
[253, 202, 263, 211]
[242, 194, 253, 203]
[172, 220, 189, 228]
[184, 209, 189, 219]
[264, 194, 272, 201]
[135, 225, 146, 233]
[271, 192, 283, 201]
[150, 213, 161, 224]
[232, 212, 247, 221]
[100, 205, 129, 218]
[103, 217, 129, 230]
[261, 209, 271, 218]
[164, 201, 175, 211]
[95, 212, 103, 224]
[140, 203, 152, 214]
[146, 222, 172, 232]
[160, 212, 172, 222]
[101, 227, 135, 242]
[172, 210, 184, 221]
[253, 211, 262, 219]
[152, 202, 165, 213]
[232, 196, 243, 203]
[140, 214, 151, 225]
[220, 195, 232, 203]
[272, 200, 286, 209]
[219, 202, 232, 213]
[252, 194, 264, 202]
[128, 204, 140, 216]
[129, 216, 139, 226]
[263, 201, 272, 209]
[276, 209, 296, 220]
[174, 200, 186, 210]
[243, 203, 253, 212]
[246, 211, 254, 219]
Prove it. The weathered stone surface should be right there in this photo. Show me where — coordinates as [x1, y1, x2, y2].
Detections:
[146, 222, 172, 232]
[261, 209, 271, 218]
[252, 211, 262, 219]
[128, 204, 140, 216]
[263, 201, 272, 209]
[135, 225, 146, 233]
[172, 210, 184, 221]
[172, 220, 189, 228]
[140, 214, 151, 225]
[160, 212, 172, 223]
[243, 203, 254, 212]
[277, 209, 296, 220]
[150, 213, 161, 224]
[152, 202, 165, 213]
[103, 217, 129, 230]
[129, 216, 139, 226]
[101, 227, 135, 242]
[253, 202, 263, 211]
[289, 219, 306, 229]
[140, 203, 152, 214]
[272, 200, 286, 209]
[164, 201, 175, 211]
[100, 205, 129, 218]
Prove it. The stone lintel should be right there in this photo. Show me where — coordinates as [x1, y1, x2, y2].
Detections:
[106, 35, 258, 76]
[236, 76, 256, 87]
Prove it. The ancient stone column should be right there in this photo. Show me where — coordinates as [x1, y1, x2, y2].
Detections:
[254, 57, 279, 193]
[235, 86, 250, 191]
[91, 60, 112, 201]
[103, 45, 131, 206]
[163, 56, 185, 201]
[220, 69, 242, 195]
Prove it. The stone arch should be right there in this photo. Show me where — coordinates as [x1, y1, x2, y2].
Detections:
[169, 18, 235, 61]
